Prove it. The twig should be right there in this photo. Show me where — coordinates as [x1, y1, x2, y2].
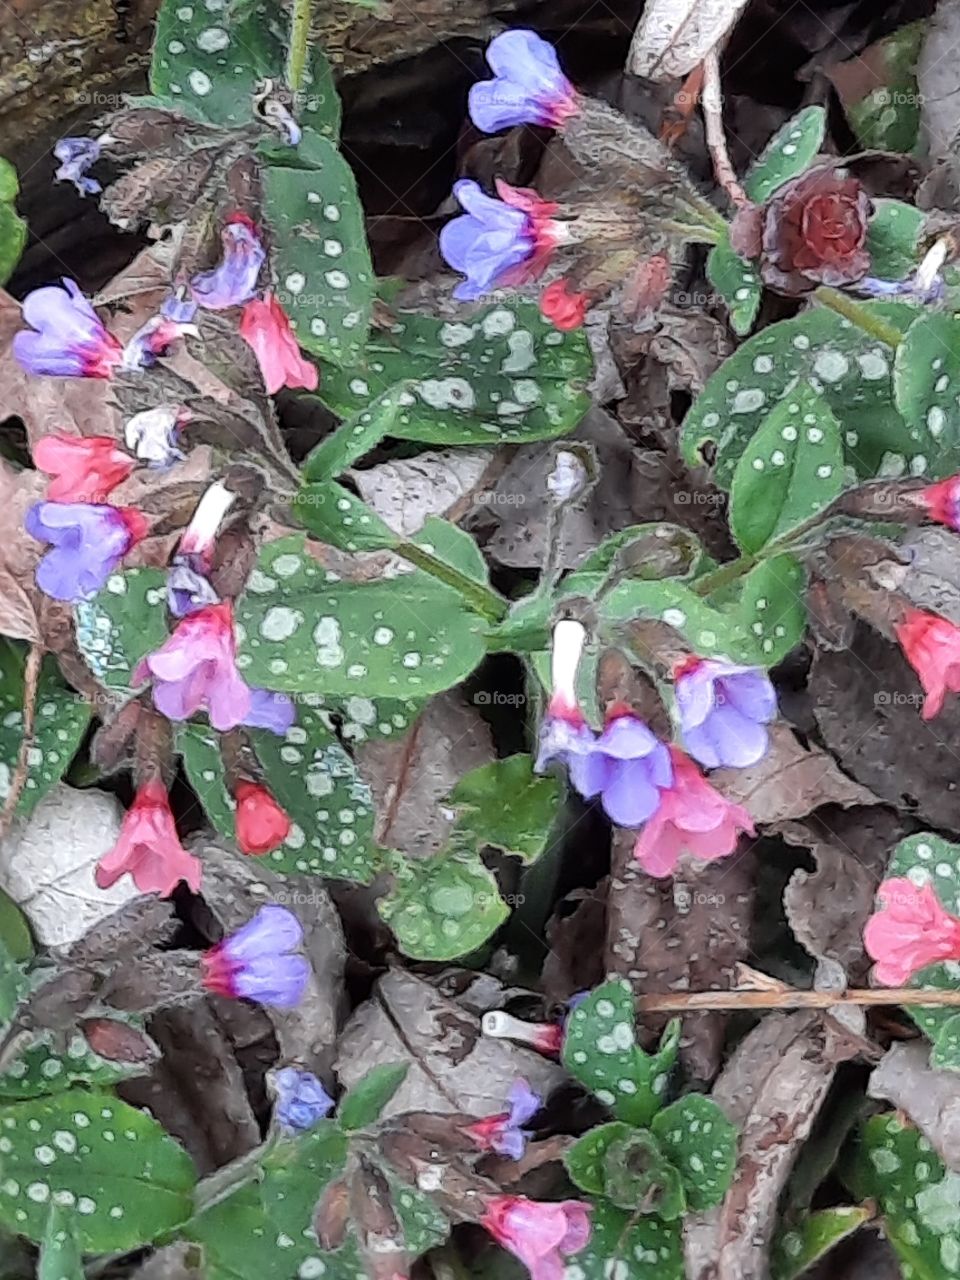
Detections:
[638, 987, 960, 1013]
[701, 50, 748, 209]
[0, 644, 42, 837]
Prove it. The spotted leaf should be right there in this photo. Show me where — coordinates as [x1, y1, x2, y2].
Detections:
[744, 106, 826, 205]
[562, 979, 680, 1127]
[448, 754, 564, 864]
[234, 536, 487, 699]
[867, 199, 924, 281]
[894, 313, 960, 464]
[74, 569, 169, 691]
[250, 703, 380, 883]
[0, 158, 27, 285]
[729, 381, 845, 553]
[707, 231, 761, 336]
[315, 301, 592, 445]
[296, 480, 398, 554]
[566, 1198, 683, 1280]
[150, 0, 340, 137]
[564, 1122, 635, 1196]
[0, 1029, 154, 1102]
[723, 553, 807, 666]
[598, 578, 765, 665]
[177, 723, 235, 839]
[682, 304, 926, 486]
[772, 1206, 872, 1280]
[39, 1204, 83, 1280]
[0, 1090, 195, 1250]
[302, 384, 415, 482]
[650, 1095, 737, 1210]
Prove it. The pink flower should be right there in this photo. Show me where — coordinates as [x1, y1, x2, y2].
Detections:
[133, 601, 252, 731]
[865, 876, 960, 986]
[33, 434, 135, 503]
[240, 294, 319, 395]
[481, 1195, 591, 1280]
[918, 475, 960, 532]
[235, 781, 291, 855]
[540, 279, 587, 330]
[633, 747, 754, 877]
[895, 607, 960, 720]
[95, 780, 202, 897]
[463, 1079, 541, 1160]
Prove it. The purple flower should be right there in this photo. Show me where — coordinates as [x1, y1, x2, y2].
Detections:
[578, 713, 673, 827]
[271, 1067, 334, 1132]
[201, 905, 309, 1007]
[25, 502, 147, 601]
[440, 179, 564, 301]
[54, 137, 102, 197]
[244, 688, 297, 736]
[856, 274, 945, 304]
[13, 280, 124, 378]
[674, 658, 777, 769]
[465, 1079, 541, 1160]
[121, 315, 192, 370]
[161, 291, 199, 324]
[190, 214, 266, 310]
[468, 30, 579, 134]
[167, 559, 220, 617]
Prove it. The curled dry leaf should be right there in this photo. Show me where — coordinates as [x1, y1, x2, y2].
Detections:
[628, 0, 750, 80]
[868, 1041, 960, 1173]
[0, 460, 45, 643]
[334, 968, 564, 1119]
[350, 449, 500, 538]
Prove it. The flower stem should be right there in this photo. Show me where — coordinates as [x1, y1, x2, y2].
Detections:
[814, 286, 904, 348]
[702, 51, 748, 210]
[286, 0, 312, 93]
[395, 541, 509, 623]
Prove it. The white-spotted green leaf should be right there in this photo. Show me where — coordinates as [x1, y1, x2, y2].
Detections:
[250, 702, 379, 882]
[74, 569, 169, 690]
[567, 1198, 683, 1280]
[0, 888, 32, 962]
[723, 553, 807, 666]
[682, 304, 923, 486]
[150, 0, 340, 137]
[843, 23, 924, 153]
[306, 692, 421, 746]
[296, 480, 399, 554]
[315, 301, 592, 445]
[744, 107, 826, 204]
[0, 643, 91, 819]
[600, 1129, 686, 1218]
[564, 1122, 635, 1195]
[177, 723, 235, 839]
[599, 578, 763, 665]
[707, 231, 761, 336]
[336, 1063, 408, 1132]
[729, 382, 844, 553]
[302, 385, 414, 482]
[0, 1028, 154, 1101]
[562, 980, 680, 1126]
[894, 313, 960, 464]
[264, 137, 374, 369]
[772, 1206, 872, 1280]
[844, 1113, 956, 1280]
[234, 535, 487, 698]
[378, 833, 509, 961]
[650, 1095, 737, 1210]
[39, 1204, 84, 1280]
[0, 937, 27, 1026]
[0, 1090, 195, 1250]
[448, 754, 563, 863]
[867, 199, 924, 281]
[0, 158, 27, 285]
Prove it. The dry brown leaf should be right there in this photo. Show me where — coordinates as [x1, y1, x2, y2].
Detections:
[0, 459, 45, 642]
[628, 0, 749, 79]
[869, 1042, 960, 1173]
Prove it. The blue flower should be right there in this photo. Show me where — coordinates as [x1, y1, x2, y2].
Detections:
[54, 138, 102, 197]
[469, 30, 578, 134]
[439, 179, 562, 301]
[26, 502, 146, 601]
[190, 214, 265, 310]
[272, 1067, 335, 1132]
[464, 1078, 541, 1159]
[202, 905, 309, 1008]
[14, 280, 123, 378]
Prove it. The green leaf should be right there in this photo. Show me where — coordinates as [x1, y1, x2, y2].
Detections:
[39, 1205, 84, 1280]
[562, 980, 679, 1126]
[74, 569, 169, 690]
[0, 889, 32, 963]
[844, 24, 924, 153]
[250, 702, 380, 883]
[378, 832, 509, 961]
[867, 200, 924, 281]
[448, 755, 563, 863]
[150, 0, 340, 137]
[315, 301, 592, 445]
[564, 1122, 635, 1196]
[234, 535, 487, 698]
[772, 1206, 872, 1280]
[729, 382, 845, 553]
[569, 1198, 683, 1280]
[0, 937, 27, 1026]
[602, 1129, 686, 1218]
[844, 1113, 957, 1280]
[0, 1028, 153, 1101]
[264, 138, 374, 369]
[744, 107, 826, 204]
[0, 1090, 195, 1250]
[0, 642, 91, 820]
[651, 1095, 737, 1211]
[724, 553, 807, 666]
[707, 231, 761, 336]
[682, 304, 926, 486]
[303, 386, 415, 481]
[0, 158, 26, 286]
[894, 312, 960, 464]
[177, 722, 235, 840]
[599, 578, 763, 665]
[296, 480, 399, 554]
[337, 1064, 408, 1132]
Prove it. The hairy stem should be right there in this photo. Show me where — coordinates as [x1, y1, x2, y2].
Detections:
[702, 51, 748, 210]
[814, 286, 904, 348]
[286, 0, 312, 93]
[395, 541, 509, 623]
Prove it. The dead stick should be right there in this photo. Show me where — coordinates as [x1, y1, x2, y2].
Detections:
[0, 644, 42, 837]
[701, 49, 748, 209]
[639, 987, 960, 1012]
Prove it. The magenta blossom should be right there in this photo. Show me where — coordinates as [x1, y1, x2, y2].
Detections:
[14, 280, 123, 378]
[464, 1079, 541, 1160]
[918, 475, 960, 532]
[440, 179, 567, 301]
[190, 214, 265, 310]
[201, 905, 309, 1007]
[26, 501, 147, 601]
[481, 1195, 591, 1280]
[864, 877, 960, 986]
[54, 137, 102, 196]
[673, 657, 777, 769]
[469, 30, 579, 134]
[133, 601, 252, 731]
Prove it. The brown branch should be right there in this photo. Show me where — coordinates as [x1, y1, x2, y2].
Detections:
[0, 644, 42, 837]
[638, 987, 960, 1013]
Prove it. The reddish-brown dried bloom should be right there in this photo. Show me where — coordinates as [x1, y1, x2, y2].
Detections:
[751, 165, 872, 296]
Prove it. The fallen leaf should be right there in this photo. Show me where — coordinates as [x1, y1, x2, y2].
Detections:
[868, 1041, 960, 1173]
[350, 449, 500, 538]
[334, 968, 564, 1118]
[629, 0, 750, 80]
[918, 0, 960, 161]
[0, 461, 46, 642]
